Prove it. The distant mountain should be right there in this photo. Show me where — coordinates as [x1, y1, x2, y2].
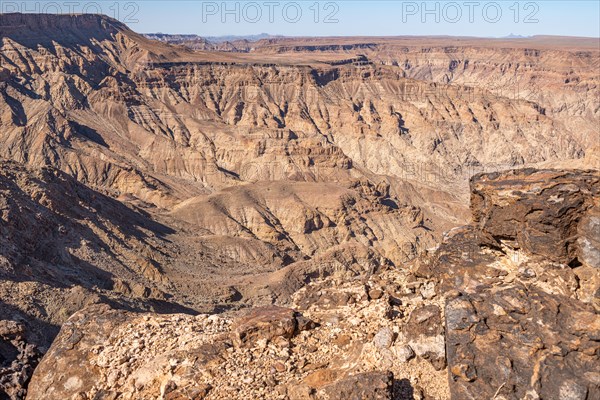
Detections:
[503, 33, 530, 39]
[143, 32, 283, 44]
[205, 33, 283, 43]
[144, 32, 208, 42]
[142, 32, 284, 51]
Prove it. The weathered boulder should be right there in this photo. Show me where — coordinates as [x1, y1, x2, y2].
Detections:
[320, 371, 394, 400]
[25, 305, 130, 399]
[470, 169, 599, 265]
[230, 306, 313, 348]
[26, 304, 233, 400]
[424, 169, 600, 399]
[402, 305, 446, 370]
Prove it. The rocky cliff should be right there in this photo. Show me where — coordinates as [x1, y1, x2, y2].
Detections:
[251, 36, 599, 138]
[1, 13, 599, 399]
[416, 169, 599, 399]
[2, 14, 597, 210]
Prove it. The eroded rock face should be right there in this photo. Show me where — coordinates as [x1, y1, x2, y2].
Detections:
[445, 286, 600, 400]
[417, 169, 600, 400]
[470, 169, 599, 265]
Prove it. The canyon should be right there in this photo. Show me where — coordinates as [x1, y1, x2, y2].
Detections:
[0, 12, 598, 399]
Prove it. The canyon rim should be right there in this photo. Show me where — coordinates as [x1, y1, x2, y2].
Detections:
[0, 5, 599, 400]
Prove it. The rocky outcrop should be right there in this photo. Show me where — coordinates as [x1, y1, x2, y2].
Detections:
[414, 169, 600, 400]
[470, 169, 599, 266]
[445, 284, 599, 400]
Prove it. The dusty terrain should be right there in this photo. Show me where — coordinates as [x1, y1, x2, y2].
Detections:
[0, 12, 598, 399]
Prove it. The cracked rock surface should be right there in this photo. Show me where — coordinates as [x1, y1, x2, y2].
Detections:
[418, 169, 600, 400]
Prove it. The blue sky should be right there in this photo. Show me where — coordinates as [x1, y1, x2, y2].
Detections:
[3, 1, 600, 37]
